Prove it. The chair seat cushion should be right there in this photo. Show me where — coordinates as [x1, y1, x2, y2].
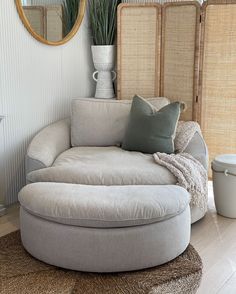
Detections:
[19, 183, 190, 228]
[27, 146, 176, 185]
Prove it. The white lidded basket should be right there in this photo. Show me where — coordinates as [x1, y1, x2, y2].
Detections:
[212, 154, 236, 218]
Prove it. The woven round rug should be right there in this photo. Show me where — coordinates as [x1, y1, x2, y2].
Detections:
[0, 231, 202, 294]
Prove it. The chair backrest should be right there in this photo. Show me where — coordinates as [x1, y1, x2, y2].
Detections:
[71, 97, 170, 147]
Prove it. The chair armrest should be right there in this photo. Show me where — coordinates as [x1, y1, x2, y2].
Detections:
[26, 118, 71, 174]
[183, 132, 209, 170]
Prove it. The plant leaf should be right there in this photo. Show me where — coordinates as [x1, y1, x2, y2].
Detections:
[89, 0, 120, 45]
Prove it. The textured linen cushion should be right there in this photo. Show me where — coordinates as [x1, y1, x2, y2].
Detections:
[19, 183, 190, 228]
[122, 96, 182, 154]
[71, 97, 169, 147]
[26, 146, 176, 185]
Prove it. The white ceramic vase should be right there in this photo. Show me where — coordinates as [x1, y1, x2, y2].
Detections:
[91, 45, 116, 99]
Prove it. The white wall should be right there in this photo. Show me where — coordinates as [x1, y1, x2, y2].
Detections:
[0, 1, 94, 205]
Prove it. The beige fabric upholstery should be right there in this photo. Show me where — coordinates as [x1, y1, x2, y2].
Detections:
[191, 206, 205, 224]
[25, 118, 207, 177]
[27, 146, 176, 185]
[19, 182, 191, 272]
[20, 206, 191, 272]
[183, 132, 208, 170]
[19, 183, 190, 228]
[71, 97, 170, 147]
[26, 119, 71, 173]
[24, 98, 208, 224]
[25, 144, 205, 224]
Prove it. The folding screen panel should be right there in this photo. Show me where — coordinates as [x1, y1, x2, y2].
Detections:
[117, 4, 162, 100]
[23, 7, 45, 38]
[199, 0, 236, 172]
[45, 5, 63, 42]
[161, 2, 201, 121]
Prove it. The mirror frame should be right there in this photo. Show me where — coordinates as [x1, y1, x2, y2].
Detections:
[15, 0, 87, 46]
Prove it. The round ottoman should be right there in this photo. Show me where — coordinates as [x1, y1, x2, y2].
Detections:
[18, 183, 191, 273]
[212, 154, 236, 218]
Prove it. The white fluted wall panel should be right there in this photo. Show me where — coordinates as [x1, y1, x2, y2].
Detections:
[0, 1, 94, 205]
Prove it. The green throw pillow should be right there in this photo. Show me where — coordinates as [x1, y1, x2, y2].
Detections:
[122, 95, 184, 154]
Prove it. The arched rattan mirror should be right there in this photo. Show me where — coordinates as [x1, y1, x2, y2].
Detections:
[15, 0, 86, 46]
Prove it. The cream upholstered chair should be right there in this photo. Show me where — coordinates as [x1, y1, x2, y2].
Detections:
[25, 97, 208, 224]
[19, 97, 208, 273]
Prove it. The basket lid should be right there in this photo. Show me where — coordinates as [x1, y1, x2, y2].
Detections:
[213, 154, 236, 168]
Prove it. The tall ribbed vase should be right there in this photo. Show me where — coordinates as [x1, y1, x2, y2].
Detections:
[92, 45, 116, 99]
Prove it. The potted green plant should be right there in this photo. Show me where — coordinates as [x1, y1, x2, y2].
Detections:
[89, 0, 120, 99]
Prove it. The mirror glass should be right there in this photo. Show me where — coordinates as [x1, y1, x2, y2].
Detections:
[17, 0, 85, 44]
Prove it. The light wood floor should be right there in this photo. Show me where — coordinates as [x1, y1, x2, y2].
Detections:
[1, 182, 236, 294]
[192, 182, 236, 294]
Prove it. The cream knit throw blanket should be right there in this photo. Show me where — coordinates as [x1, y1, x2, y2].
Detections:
[154, 121, 208, 212]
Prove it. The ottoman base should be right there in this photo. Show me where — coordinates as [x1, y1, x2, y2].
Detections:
[20, 207, 190, 273]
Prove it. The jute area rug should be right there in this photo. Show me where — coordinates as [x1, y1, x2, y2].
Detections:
[1, 231, 202, 294]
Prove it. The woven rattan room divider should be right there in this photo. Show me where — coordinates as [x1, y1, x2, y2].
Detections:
[199, 0, 236, 169]
[161, 2, 200, 121]
[117, 1, 201, 120]
[118, 0, 236, 171]
[117, 4, 162, 102]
